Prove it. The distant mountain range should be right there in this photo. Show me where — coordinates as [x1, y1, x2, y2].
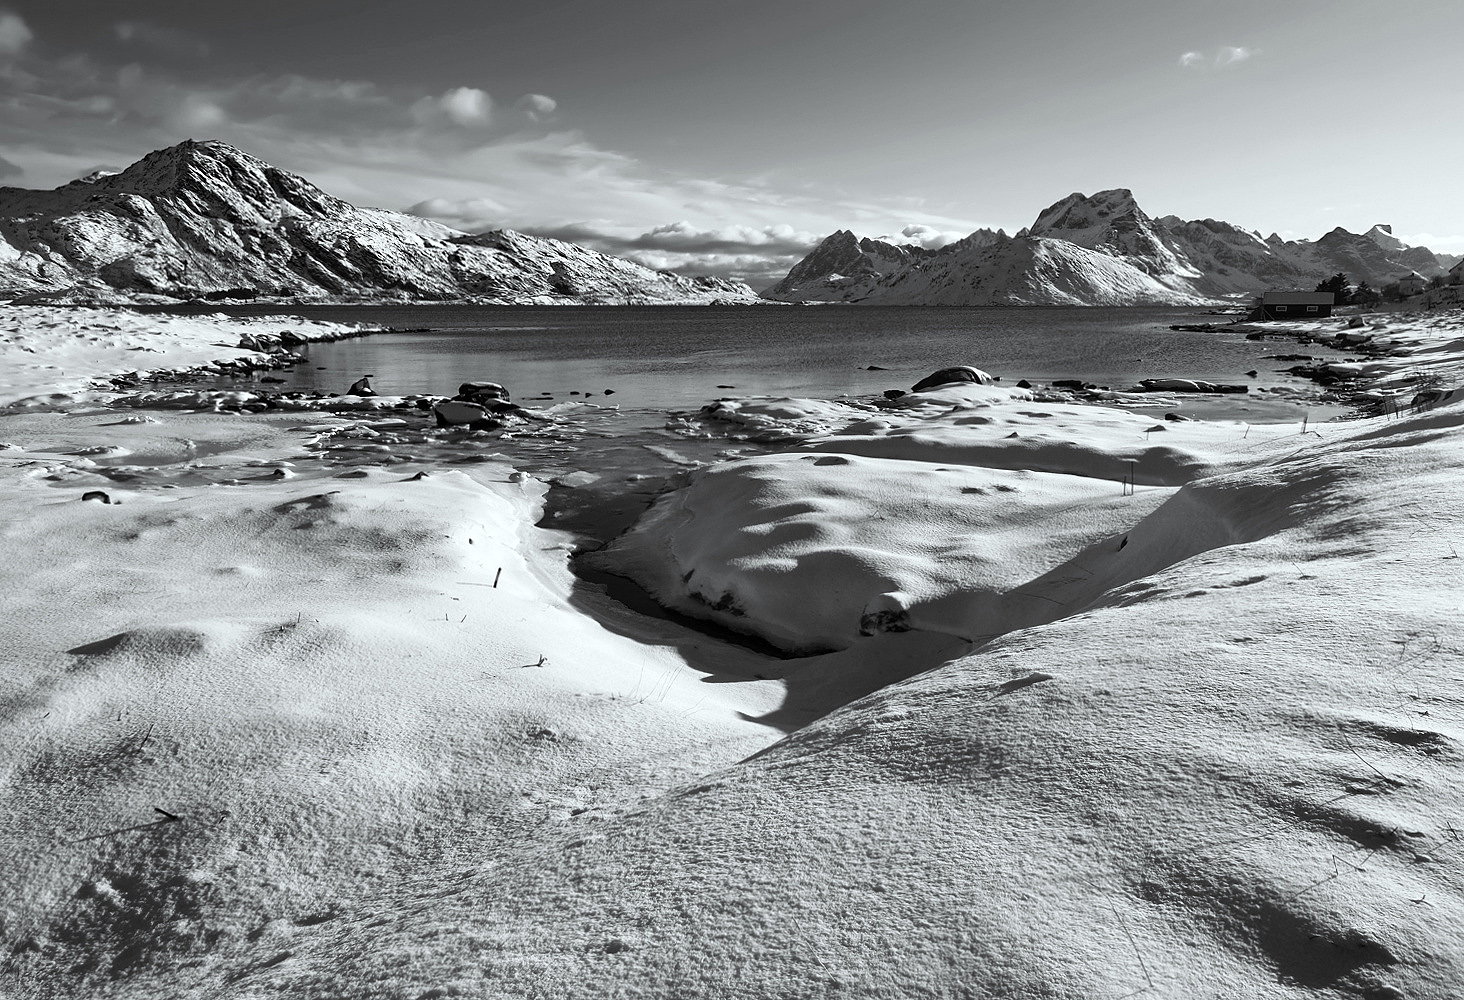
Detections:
[2, 143, 1453, 309]
[765, 189, 1462, 306]
[0, 140, 760, 305]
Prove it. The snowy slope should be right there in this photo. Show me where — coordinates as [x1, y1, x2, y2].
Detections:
[5, 306, 1464, 998]
[0, 141, 761, 304]
[767, 189, 1456, 305]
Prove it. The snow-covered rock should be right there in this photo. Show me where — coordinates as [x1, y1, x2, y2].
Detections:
[766, 189, 1456, 305]
[0, 140, 762, 305]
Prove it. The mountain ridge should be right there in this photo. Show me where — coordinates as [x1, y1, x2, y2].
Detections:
[766, 189, 1460, 306]
[0, 140, 762, 305]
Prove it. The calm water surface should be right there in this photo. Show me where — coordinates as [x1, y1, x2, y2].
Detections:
[189, 304, 1338, 416]
[155, 304, 1348, 542]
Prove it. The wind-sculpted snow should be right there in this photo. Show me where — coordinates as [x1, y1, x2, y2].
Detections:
[6, 307, 1464, 998]
[594, 385, 1298, 653]
[0, 141, 761, 304]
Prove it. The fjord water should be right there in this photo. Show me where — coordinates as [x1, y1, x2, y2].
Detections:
[186, 304, 1346, 541]
[208, 303, 1335, 413]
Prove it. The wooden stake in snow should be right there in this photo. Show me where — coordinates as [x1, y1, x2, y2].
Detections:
[493, 567, 502, 588]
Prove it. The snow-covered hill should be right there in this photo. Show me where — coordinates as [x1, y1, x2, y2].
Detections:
[767, 189, 1456, 305]
[0, 141, 761, 305]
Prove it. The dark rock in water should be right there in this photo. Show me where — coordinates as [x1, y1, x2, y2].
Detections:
[716, 384, 736, 389]
[866, 365, 889, 371]
[1052, 379, 1091, 390]
[1245, 370, 1258, 377]
[453, 381, 526, 416]
[883, 389, 906, 400]
[433, 400, 501, 430]
[1132, 379, 1247, 394]
[260, 376, 286, 383]
[603, 389, 615, 395]
[910, 366, 994, 392]
[347, 374, 377, 396]
[1016, 379, 1032, 389]
[1164, 412, 1190, 421]
[458, 381, 508, 399]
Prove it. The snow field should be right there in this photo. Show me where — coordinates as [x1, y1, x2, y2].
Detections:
[3, 307, 1464, 997]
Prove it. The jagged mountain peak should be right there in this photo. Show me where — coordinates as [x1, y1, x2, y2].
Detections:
[1029, 189, 1146, 236]
[765, 189, 1457, 306]
[0, 141, 760, 304]
[1365, 224, 1407, 252]
[80, 138, 351, 222]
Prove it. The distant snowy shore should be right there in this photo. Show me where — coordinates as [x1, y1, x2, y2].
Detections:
[3, 304, 1464, 998]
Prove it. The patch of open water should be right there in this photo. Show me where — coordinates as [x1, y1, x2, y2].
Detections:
[130, 304, 1355, 543]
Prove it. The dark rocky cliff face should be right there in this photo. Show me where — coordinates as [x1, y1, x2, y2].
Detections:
[0, 140, 761, 304]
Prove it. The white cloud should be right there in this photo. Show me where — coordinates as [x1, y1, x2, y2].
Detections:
[0, 10, 32, 56]
[412, 86, 492, 128]
[1215, 46, 1255, 66]
[1396, 231, 1464, 254]
[1179, 46, 1258, 70]
[515, 93, 557, 121]
[892, 223, 965, 249]
[406, 196, 509, 230]
[0, 50, 994, 290]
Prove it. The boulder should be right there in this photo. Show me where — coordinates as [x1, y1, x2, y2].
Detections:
[453, 380, 526, 416]
[910, 366, 995, 392]
[1133, 379, 1248, 394]
[432, 400, 501, 430]
[457, 381, 509, 401]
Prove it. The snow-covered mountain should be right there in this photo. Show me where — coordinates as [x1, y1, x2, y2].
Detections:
[767, 190, 1457, 305]
[0, 141, 761, 304]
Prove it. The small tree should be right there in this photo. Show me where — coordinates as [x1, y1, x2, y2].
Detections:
[1315, 272, 1352, 305]
[1353, 280, 1381, 306]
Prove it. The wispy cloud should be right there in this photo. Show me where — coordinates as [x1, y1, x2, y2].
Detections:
[1396, 231, 1464, 254]
[515, 93, 557, 122]
[114, 21, 210, 60]
[412, 86, 492, 128]
[1179, 46, 1258, 70]
[0, 15, 992, 287]
[889, 223, 966, 249]
[0, 9, 31, 56]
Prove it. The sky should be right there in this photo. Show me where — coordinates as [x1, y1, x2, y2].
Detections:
[0, 0, 1461, 287]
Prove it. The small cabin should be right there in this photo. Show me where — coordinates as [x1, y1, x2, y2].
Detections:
[1250, 290, 1333, 321]
[1450, 259, 1464, 286]
[1397, 270, 1430, 296]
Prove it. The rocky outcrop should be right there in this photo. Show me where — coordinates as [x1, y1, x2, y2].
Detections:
[766, 190, 1456, 306]
[0, 141, 762, 305]
[764, 229, 941, 301]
